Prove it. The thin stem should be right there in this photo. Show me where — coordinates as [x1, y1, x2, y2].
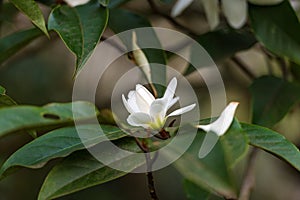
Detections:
[277, 57, 288, 80]
[146, 0, 198, 38]
[231, 56, 256, 80]
[135, 137, 160, 200]
[239, 148, 259, 200]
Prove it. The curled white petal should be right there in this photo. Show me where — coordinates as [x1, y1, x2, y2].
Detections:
[135, 84, 155, 113]
[171, 0, 194, 17]
[64, 0, 90, 7]
[168, 103, 196, 117]
[127, 112, 152, 128]
[127, 91, 140, 113]
[248, 0, 284, 5]
[196, 102, 239, 136]
[222, 0, 247, 29]
[132, 32, 152, 82]
[202, 0, 220, 30]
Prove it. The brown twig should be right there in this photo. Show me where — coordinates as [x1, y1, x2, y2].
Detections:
[239, 148, 259, 200]
[135, 137, 160, 200]
[231, 56, 256, 80]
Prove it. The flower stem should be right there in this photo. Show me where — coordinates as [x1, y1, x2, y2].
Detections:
[135, 137, 160, 200]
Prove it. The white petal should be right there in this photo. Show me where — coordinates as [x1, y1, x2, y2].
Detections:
[132, 32, 152, 82]
[127, 112, 152, 128]
[248, 0, 284, 5]
[168, 103, 196, 117]
[64, 0, 90, 7]
[122, 94, 134, 114]
[167, 96, 180, 109]
[163, 77, 177, 103]
[150, 99, 168, 121]
[171, 0, 194, 17]
[135, 84, 155, 113]
[196, 102, 239, 136]
[127, 91, 140, 113]
[202, 0, 220, 30]
[222, 0, 247, 29]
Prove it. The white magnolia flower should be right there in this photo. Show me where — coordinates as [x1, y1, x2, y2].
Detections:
[196, 102, 239, 136]
[64, 0, 90, 7]
[171, 0, 284, 29]
[122, 77, 196, 130]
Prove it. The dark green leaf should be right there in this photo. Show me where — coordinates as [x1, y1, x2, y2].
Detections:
[184, 29, 256, 75]
[38, 138, 143, 200]
[169, 131, 237, 199]
[0, 101, 98, 138]
[48, 1, 108, 75]
[0, 85, 16, 108]
[291, 62, 300, 82]
[0, 28, 43, 64]
[9, 0, 48, 35]
[242, 123, 300, 171]
[249, 0, 300, 65]
[108, 8, 167, 96]
[250, 76, 300, 127]
[0, 124, 126, 179]
[184, 179, 210, 200]
[220, 119, 248, 168]
[160, 0, 174, 4]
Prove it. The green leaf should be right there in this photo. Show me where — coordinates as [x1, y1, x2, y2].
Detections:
[108, 8, 167, 97]
[242, 123, 300, 171]
[38, 138, 143, 200]
[160, 0, 174, 4]
[0, 85, 16, 108]
[48, 1, 108, 75]
[250, 76, 300, 127]
[169, 132, 237, 199]
[98, 0, 110, 6]
[0, 124, 126, 179]
[249, 0, 300, 65]
[0, 28, 43, 64]
[220, 119, 249, 168]
[9, 0, 48, 36]
[0, 101, 98, 138]
[184, 179, 210, 200]
[184, 29, 256, 75]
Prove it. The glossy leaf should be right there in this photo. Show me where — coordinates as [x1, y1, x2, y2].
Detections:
[184, 29, 256, 75]
[184, 179, 210, 200]
[249, 0, 300, 65]
[0, 28, 43, 64]
[242, 123, 300, 171]
[10, 0, 48, 36]
[250, 76, 300, 127]
[0, 101, 98, 138]
[109, 8, 167, 96]
[0, 85, 16, 108]
[220, 119, 248, 168]
[0, 124, 126, 179]
[48, 1, 108, 75]
[38, 138, 143, 200]
[169, 132, 237, 199]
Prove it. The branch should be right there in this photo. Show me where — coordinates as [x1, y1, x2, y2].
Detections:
[239, 148, 259, 200]
[135, 137, 160, 200]
[231, 56, 256, 80]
